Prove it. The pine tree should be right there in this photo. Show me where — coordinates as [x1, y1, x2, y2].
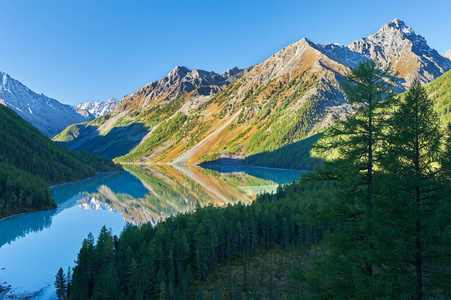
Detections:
[66, 266, 72, 296]
[378, 78, 447, 299]
[433, 124, 451, 298]
[55, 267, 67, 300]
[301, 60, 397, 298]
[91, 265, 120, 300]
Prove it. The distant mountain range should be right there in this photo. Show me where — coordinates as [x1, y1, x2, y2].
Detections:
[55, 19, 451, 165]
[0, 72, 95, 137]
[76, 98, 120, 117]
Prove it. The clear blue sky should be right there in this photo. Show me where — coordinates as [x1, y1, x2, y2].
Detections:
[0, 0, 450, 105]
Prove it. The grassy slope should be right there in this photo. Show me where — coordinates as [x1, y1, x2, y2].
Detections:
[52, 123, 85, 142]
[54, 57, 341, 167]
[424, 69, 451, 124]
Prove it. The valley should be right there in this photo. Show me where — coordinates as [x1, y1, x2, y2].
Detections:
[0, 13, 450, 299]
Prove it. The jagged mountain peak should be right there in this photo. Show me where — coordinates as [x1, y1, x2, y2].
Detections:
[167, 66, 191, 80]
[117, 65, 249, 111]
[221, 66, 240, 77]
[364, 18, 427, 47]
[0, 71, 29, 93]
[384, 18, 412, 32]
[106, 97, 119, 103]
[240, 35, 348, 90]
[170, 65, 191, 73]
[167, 66, 219, 82]
[347, 18, 451, 84]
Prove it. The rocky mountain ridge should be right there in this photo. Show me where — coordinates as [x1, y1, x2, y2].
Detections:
[312, 18, 451, 87]
[0, 71, 94, 137]
[56, 19, 451, 166]
[117, 66, 251, 112]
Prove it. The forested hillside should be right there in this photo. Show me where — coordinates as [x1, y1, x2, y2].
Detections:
[0, 105, 119, 218]
[241, 134, 323, 170]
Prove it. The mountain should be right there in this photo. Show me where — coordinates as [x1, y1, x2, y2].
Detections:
[0, 104, 119, 218]
[443, 50, 451, 60]
[0, 71, 94, 137]
[56, 19, 451, 166]
[76, 97, 120, 117]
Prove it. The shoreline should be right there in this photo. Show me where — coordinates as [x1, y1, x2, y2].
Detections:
[198, 163, 309, 172]
[0, 211, 40, 222]
[120, 161, 310, 172]
[48, 170, 123, 188]
[0, 283, 10, 299]
[1, 170, 123, 222]
[0, 283, 46, 300]
[0, 164, 301, 222]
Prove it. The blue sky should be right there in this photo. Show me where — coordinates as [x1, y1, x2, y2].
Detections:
[0, 0, 450, 105]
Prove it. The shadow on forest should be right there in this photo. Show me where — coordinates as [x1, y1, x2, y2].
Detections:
[202, 134, 324, 171]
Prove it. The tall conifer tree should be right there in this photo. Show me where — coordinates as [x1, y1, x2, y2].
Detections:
[55, 267, 67, 300]
[378, 78, 447, 299]
[301, 60, 397, 298]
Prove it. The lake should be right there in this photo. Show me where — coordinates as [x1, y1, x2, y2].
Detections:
[0, 164, 304, 299]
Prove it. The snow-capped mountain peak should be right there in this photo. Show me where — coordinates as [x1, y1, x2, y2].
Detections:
[0, 71, 95, 137]
[76, 97, 120, 117]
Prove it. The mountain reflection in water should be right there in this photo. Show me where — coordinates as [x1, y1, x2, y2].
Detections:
[0, 164, 303, 299]
[85, 164, 304, 226]
[1, 164, 304, 248]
